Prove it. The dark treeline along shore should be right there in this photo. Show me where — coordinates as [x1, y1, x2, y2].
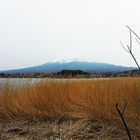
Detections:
[0, 69, 140, 78]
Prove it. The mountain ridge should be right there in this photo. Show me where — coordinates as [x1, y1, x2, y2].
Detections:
[0, 61, 135, 74]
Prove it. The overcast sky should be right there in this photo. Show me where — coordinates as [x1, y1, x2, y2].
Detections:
[0, 0, 140, 70]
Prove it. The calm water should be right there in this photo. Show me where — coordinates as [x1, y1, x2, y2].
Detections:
[0, 78, 48, 94]
[0, 78, 109, 84]
[0, 78, 110, 94]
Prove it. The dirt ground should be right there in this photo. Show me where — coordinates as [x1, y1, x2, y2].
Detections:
[0, 118, 140, 140]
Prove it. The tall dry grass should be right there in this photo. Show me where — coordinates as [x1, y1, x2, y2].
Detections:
[0, 78, 140, 124]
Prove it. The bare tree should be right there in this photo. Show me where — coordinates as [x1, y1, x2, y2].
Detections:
[115, 26, 140, 140]
[120, 25, 140, 70]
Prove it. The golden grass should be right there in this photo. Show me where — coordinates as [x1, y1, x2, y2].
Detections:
[0, 78, 140, 124]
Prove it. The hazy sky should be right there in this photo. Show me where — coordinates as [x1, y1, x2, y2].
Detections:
[0, 0, 140, 70]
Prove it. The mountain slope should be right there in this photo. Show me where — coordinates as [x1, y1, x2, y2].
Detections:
[0, 61, 135, 74]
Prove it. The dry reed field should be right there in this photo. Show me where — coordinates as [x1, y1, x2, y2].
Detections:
[0, 78, 140, 139]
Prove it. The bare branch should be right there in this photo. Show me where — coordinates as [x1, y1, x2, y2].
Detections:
[116, 103, 132, 140]
[127, 45, 131, 52]
[121, 26, 140, 70]
[120, 40, 129, 53]
[126, 25, 140, 41]
[129, 51, 140, 69]
[129, 30, 132, 51]
[135, 38, 140, 45]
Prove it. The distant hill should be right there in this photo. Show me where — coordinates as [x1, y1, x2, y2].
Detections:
[0, 61, 135, 74]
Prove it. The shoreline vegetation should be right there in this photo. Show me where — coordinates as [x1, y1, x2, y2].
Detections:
[0, 69, 140, 78]
[0, 78, 140, 139]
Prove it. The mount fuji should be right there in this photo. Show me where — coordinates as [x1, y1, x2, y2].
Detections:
[0, 60, 135, 74]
